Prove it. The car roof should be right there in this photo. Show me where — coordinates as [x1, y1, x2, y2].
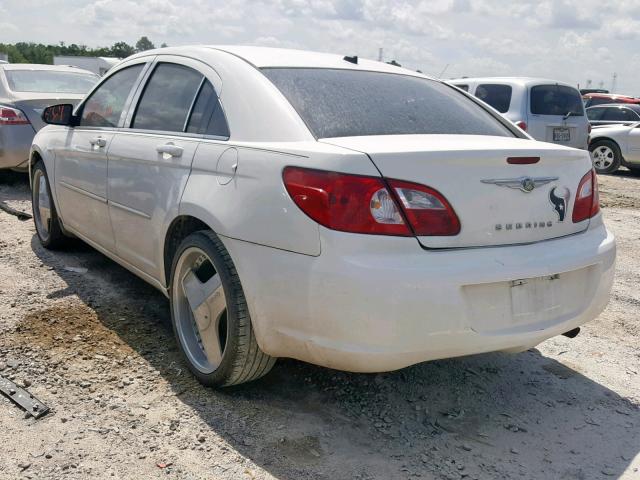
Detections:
[0, 63, 97, 75]
[127, 45, 432, 79]
[448, 77, 577, 88]
[583, 92, 637, 99]
[587, 103, 640, 111]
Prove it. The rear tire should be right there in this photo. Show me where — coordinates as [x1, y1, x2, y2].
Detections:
[589, 139, 621, 174]
[169, 230, 276, 387]
[31, 161, 68, 249]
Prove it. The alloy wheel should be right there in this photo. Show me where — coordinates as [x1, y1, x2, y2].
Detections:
[33, 169, 52, 242]
[591, 145, 614, 170]
[172, 247, 228, 374]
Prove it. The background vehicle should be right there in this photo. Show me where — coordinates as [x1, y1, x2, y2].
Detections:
[30, 47, 614, 387]
[0, 64, 98, 170]
[451, 77, 589, 150]
[589, 123, 640, 174]
[587, 104, 640, 126]
[583, 92, 640, 108]
[580, 88, 609, 95]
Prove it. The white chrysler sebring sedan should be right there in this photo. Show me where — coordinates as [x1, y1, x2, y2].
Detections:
[30, 46, 615, 387]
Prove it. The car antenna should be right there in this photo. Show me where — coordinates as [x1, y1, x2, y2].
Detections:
[343, 55, 358, 64]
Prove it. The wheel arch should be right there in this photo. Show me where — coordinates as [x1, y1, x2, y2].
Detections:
[162, 214, 212, 288]
[29, 147, 45, 188]
[589, 136, 622, 152]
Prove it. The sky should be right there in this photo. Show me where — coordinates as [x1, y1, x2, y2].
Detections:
[1, 0, 639, 94]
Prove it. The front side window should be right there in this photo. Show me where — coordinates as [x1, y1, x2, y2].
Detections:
[80, 65, 144, 128]
[530, 85, 584, 116]
[262, 68, 513, 139]
[5, 70, 98, 94]
[475, 84, 512, 113]
[602, 107, 640, 122]
[132, 63, 203, 132]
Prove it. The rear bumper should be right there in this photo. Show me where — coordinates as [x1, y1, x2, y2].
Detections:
[0, 124, 35, 169]
[223, 218, 615, 372]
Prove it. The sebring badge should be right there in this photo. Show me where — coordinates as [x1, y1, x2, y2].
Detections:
[481, 176, 558, 193]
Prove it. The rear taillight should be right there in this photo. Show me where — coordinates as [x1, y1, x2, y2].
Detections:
[515, 121, 527, 131]
[588, 123, 592, 134]
[283, 167, 410, 236]
[282, 167, 460, 237]
[572, 169, 600, 223]
[387, 179, 461, 236]
[0, 105, 30, 125]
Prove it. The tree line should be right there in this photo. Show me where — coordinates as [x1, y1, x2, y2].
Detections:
[0, 36, 163, 64]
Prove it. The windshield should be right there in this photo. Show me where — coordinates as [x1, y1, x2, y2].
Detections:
[530, 84, 584, 116]
[262, 68, 514, 139]
[5, 70, 99, 94]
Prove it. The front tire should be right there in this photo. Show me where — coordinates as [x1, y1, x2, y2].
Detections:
[31, 161, 67, 249]
[169, 230, 276, 387]
[589, 140, 621, 174]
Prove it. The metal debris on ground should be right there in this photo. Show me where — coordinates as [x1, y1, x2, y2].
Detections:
[0, 200, 32, 220]
[0, 375, 49, 419]
[63, 266, 88, 274]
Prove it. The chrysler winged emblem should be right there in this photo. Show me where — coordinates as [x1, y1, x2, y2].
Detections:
[481, 176, 558, 193]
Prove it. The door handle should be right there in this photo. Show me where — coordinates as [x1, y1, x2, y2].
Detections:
[156, 143, 183, 158]
[89, 137, 107, 148]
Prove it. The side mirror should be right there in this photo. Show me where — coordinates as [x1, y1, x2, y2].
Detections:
[42, 104, 74, 126]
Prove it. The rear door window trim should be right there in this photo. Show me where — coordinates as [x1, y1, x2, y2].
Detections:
[122, 59, 230, 140]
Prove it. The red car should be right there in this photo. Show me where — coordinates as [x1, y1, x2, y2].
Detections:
[583, 93, 640, 108]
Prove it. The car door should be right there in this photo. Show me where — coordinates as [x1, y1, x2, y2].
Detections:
[626, 124, 640, 163]
[55, 62, 148, 251]
[107, 58, 222, 280]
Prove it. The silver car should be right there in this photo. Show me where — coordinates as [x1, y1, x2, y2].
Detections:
[586, 104, 640, 127]
[0, 64, 98, 170]
[450, 77, 590, 150]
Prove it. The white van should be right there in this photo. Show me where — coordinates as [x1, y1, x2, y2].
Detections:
[450, 77, 589, 150]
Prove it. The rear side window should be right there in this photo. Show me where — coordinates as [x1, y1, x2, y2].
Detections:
[475, 84, 512, 113]
[133, 63, 203, 132]
[186, 80, 230, 137]
[602, 107, 640, 122]
[262, 68, 513, 139]
[586, 108, 605, 121]
[453, 84, 469, 92]
[530, 85, 584, 116]
[80, 65, 144, 128]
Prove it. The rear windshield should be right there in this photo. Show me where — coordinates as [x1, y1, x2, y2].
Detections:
[4, 70, 98, 94]
[475, 84, 512, 113]
[530, 85, 584, 116]
[262, 68, 514, 139]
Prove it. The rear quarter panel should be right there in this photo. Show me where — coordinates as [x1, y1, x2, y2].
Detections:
[179, 139, 380, 257]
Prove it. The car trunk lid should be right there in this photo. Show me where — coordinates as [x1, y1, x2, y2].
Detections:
[11, 93, 85, 131]
[320, 134, 592, 249]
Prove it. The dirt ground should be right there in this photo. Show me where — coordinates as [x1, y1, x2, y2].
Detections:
[0, 168, 638, 480]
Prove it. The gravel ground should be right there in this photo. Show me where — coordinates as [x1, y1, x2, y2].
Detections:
[0, 169, 638, 480]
